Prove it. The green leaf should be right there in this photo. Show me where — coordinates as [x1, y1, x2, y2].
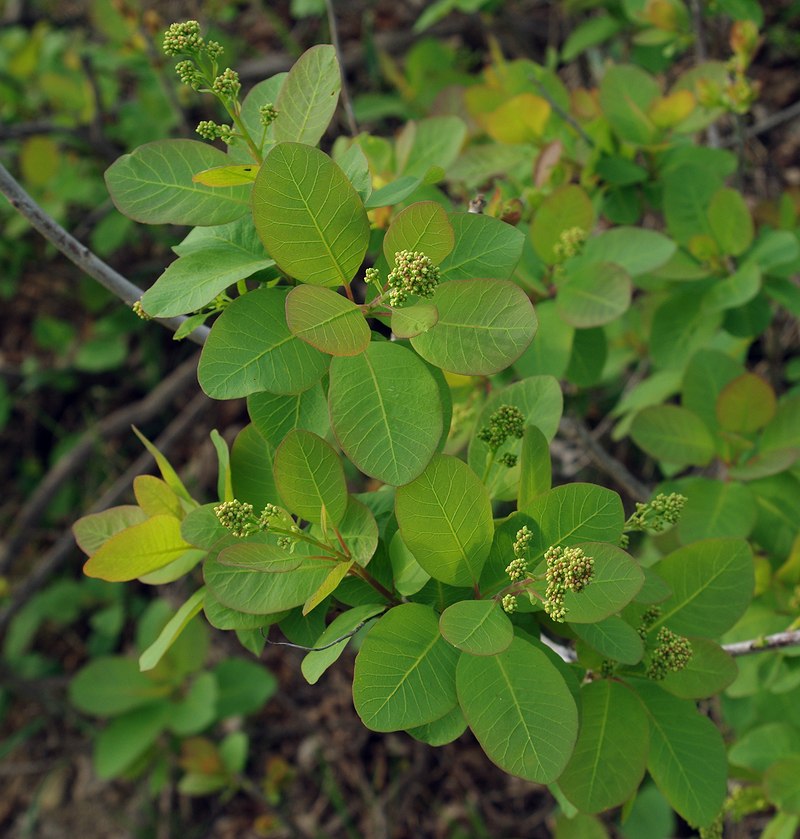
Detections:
[273, 430, 348, 525]
[663, 165, 721, 247]
[69, 657, 168, 716]
[514, 300, 574, 380]
[326, 496, 379, 566]
[456, 636, 578, 782]
[83, 515, 193, 582]
[579, 227, 676, 277]
[703, 261, 761, 313]
[573, 616, 644, 664]
[301, 604, 385, 685]
[681, 349, 744, 431]
[139, 589, 206, 672]
[382, 201, 454, 266]
[334, 142, 372, 202]
[353, 603, 460, 731]
[635, 681, 727, 827]
[557, 262, 632, 328]
[411, 279, 537, 375]
[252, 143, 369, 286]
[192, 164, 259, 186]
[520, 483, 625, 562]
[210, 429, 233, 503]
[395, 454, 493, 587]
[285, 285, 370, 356]
[198, 288, 328, 399]
[133, 476, 182, 519]
[630, 405, 715, 466]
[716, 372, 777, 433]
[247, 384, 328, 448]
[396, 116, 467, 179]
[708, 187, 753, 256]
[654, 539, 754, 637]
[659, 637, 737, 699]
[562, 13, 622, 61]
[328, 342, 442, 486]
[599, 65, 660, 145]
[531, 185, 595, 263]
[559, 681, 649, 813]
[132, 426, 194, 503]
[94, 704, 171, 780]
[765, 757, 800, 814]
[216, 543, 302, 572]
[141, 217, 275, 318]
[761, 393, 800, 453]
[518, 425, 552, 509]
[273, 45, 341, 147]
[566, 326, 607, 387]
[438, 213, 525, 281]
[204, 550, 333, 614]
[303, 560, 353, 614]
[388, 531, 430, 596]
[677, 479, 756, 543]
[230, 424, 278, 512]
[407, 705, 468, 746]
[391, 303, 438, 338]
[728, 722, 800, 773]
[105, 140, 250, 225]
[364, 175, 426, 209]
[564, 543, 645, 623]
[439, 600, 514, 656]
[73, 506, 147, 555]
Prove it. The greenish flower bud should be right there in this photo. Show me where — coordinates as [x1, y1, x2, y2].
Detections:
[132, 299, 151, 321]
[505, 556, 527, 582]
[212, 68, 241, 100]
[477, 404, 526, 452]
[215, 499, 256, 538]
[387, 250, 440, 307]
[259, 103, 279, 126]
[499, 452, 517, 468]
[512, 525, 533, 558]
[175, 59, 203, 89]
[553, 226, 587, 260]
[543, 545, 594, 622]
[502, 594, 518, 614]
[163, 20, 204, 56]
[196, 120, 233, 142]
[638, 605, 662, 639]
[646, 627, 693, 680]
[205, 40, 224, 59]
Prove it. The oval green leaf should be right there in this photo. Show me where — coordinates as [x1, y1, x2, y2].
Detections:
[439, 600, 513, 656]
[247, 384, 328, 448]
[456, 636, 578, 782]
[252, 143, 369, 286]
[273, 429, 348, 525]
[716, 372, 777, 433]
[391, 303, 438, 338]
[198, 288, 328, 399]
[353, 603, 460, 731]
[328, 342, 442, 486]
[630, 405, 715, 466]
[530, 184, 595, 263]
[439, 213, 525, 281]
[395, 454, 493, 587]
[285, 285, 370, 356]
[559, 681, 649, 813]
[105, 139, 250, 225]
[557, 262, 632, 328]
[411, 279, 537, 375]
[383, 201, 454, 266]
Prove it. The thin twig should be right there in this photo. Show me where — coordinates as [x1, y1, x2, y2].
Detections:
[722, 630, 800, 657]
[266, 616, 382, 652]
[0, 162, 210, 346]
[0, 354, 202, 575]
[0, 392, 210, 635]
[324, 0, 359, 137]
[721, 99, 800, 147]
[689, 0, 720, 148]
[530, 74, 594, 147]
[559, 416, 651, 503]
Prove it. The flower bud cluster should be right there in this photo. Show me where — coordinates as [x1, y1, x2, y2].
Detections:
[502, 594, 517, 614]
[544, 545, 594, 622]
[646, 627, 693, 680]
[553, 226, 587, 260]
[212, 68, 241, 100]
[386, 250, 439, 307]
[259, 103, 279, 126]
[215, 499, 256, 538]
[163, 20, 204, 56]
[477, 405, 525, 452]
[196, 120, 234, 142]
[637, 605, 662, 639]
[132, 299, 152, 321]
[175, 60, 204, 89]
[626, 492, 686, 534]
[499, 452, 517, 468]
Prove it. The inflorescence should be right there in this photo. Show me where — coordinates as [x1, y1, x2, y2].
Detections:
[621, 492, 687, 547]
[646, 627, 693, 680]
[477, 405, 525, 452]
[386, 250, 440, 307]
[553, 226, 587, 260]
[544, 545, 595, 622]
[214, 499, 299, 548]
